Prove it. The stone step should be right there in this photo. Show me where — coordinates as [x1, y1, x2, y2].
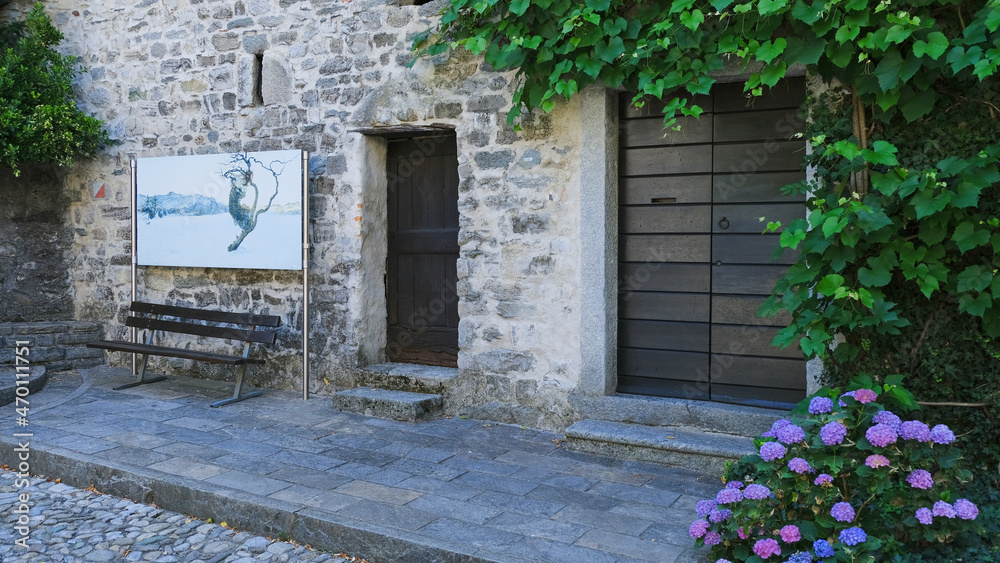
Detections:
[564, 419, 756, 475]
[0, 366, 47, 407]
[333, 387, 443, 423]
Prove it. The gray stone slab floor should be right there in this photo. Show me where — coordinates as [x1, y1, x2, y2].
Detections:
[0, 366, 717, 563]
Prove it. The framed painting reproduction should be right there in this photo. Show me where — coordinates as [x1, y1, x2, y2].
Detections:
[136, 150, 304, 270]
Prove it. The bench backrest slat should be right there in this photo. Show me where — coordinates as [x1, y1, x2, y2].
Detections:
[126, 316, 278, 345]
[131, 301, 281, 328]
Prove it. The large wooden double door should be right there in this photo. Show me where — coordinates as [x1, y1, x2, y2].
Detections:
[617, 78, 808, 408]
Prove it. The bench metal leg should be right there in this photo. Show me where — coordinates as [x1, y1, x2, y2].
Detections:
[210, 364, 262, 408]
[113, 352, 167, 390]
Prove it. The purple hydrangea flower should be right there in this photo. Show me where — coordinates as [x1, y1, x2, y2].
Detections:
[854, 389, 878, 403]
[873, 410, 902, 430]
[839, 527, 867, 546]
[787, 553, 813, 563]
[955, 499, 979, 520]
[831, 502, 855, 522]
[865, 423, 898, 447]
[716, 487, 743, 504]
[726, 480, 745, 489]
[753, 538, 782, 559]
[715, 560, 734, 563]
[933, 501, 957, 518]
[814, 539, 835, 558]
[915, 507, 933, 525]
[737, 526, 749, 539]
[760, 441, 787, 462]
[865, 454, 890, 468]
[704, 531, 722, 546]
[814, 473, 834, 486]
[788, 457, 813, 474]
[809, 396, 833, 414]
[820, 421, 847, 445]
[777, 424, 807, 445]
[689, 519, 710, 539]
[906, 469, 934, 489]
[838, 391, 856, 406]
[780, 524, 801, 543]
[899, 420, 931, 442]
[709, 508, 732, 523]
[930, 424, 956, 444]
[695, 499, 717, 517]
[744, 483, 771, 500]
[762, 418, 792, 438]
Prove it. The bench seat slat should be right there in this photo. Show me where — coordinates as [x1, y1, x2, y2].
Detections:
[131, 301, 281, 328]
[86, 340, 265, 365]
[126, 316, 278, 345]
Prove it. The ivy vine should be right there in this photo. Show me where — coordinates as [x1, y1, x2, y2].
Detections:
[419, 0, 1000, 368]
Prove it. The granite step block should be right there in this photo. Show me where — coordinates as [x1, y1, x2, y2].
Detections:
[564, 419, 756, 474]
[333, 387, 443, 423]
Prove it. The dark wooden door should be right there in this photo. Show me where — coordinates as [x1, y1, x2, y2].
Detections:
[617, 78, 807, 408]
[386, 135, 460, 367]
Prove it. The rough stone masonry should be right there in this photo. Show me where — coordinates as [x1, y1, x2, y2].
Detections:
[0, 0, 598, 430]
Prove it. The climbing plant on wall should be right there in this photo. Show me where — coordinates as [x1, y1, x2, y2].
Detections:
[0, 3, 111, 176]
[419, 1, 999, 374]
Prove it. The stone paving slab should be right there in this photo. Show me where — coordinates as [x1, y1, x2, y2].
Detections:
[0, 366, 715, 563]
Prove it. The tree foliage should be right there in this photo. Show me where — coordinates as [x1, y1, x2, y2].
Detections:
[0, 3, 111, 176]
[419, 0, 1000, 368]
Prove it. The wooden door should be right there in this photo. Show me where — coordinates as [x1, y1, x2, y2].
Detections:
[386, 135, 460, 367]
[617, 78, 807, 408]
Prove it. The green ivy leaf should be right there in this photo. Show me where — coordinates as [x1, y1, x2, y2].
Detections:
[679, 9, 705, 30]
[817, 274, 845, 295]
[900, 88, 937, 121]
[912, 31, 949, 60]
[510, 0, 531, 16]
[756, 38, 787, 63]
[947, 45, 983, 72]
[952, 222, 990, 253]
[861, 140, 899, 166]
[758, 0, 789, 15]
[594, 36, 625, 63]
[858, 266, 892, 288]
[957, 265, 991, 293]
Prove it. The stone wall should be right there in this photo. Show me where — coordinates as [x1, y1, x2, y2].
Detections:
[0, 167, 74, 322]
[0, 0, 589, 429]
[0, 321, 104, 371]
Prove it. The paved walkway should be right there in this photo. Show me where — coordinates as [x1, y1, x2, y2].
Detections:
[0, 366, 715, 563]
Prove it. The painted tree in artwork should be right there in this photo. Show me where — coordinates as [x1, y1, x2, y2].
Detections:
[222, 153, 290, 252]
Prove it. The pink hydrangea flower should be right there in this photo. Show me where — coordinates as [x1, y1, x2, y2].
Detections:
[865, 454, 890, 468]
[779, 524, 801, 543]
[737, 526, 749, 539]
[753, 538, 782, 559]
[854, 388, 878, 403]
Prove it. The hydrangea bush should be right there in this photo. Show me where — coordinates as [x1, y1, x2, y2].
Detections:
[690, 376, 983, 562]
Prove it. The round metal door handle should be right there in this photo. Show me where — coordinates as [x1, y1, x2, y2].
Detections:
[718, 217, 730, 230]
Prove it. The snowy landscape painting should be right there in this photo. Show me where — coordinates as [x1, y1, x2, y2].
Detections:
[136, 150, 303, 270]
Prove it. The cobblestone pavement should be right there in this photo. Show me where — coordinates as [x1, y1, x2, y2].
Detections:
[0, 468, 363, 562]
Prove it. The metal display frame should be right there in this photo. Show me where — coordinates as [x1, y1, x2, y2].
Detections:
[128, 152, 311, 400]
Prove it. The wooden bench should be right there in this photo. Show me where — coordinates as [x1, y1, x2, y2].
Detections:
[87, 301, 281, 407]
